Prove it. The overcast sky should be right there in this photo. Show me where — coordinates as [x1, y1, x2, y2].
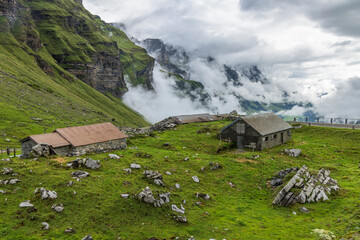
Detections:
[83, 0, 360, 118]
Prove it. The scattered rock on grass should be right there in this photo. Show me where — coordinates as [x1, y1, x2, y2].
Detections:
[300, 207, 310, 213]
[19, 200, 34, 207]
[209, 162, 222, 170]
[82, 234, 93, 240]
[228, 182, 236, 188]
[284, 149, 302, 157]
[138, 186, 156, 204]
[195, 193, 210, 200]
[171, 204, 185, 214]
[67, 158, 101, 169]
[1, 167, 13, 175]
[71, 171, 90, 178]
[154, 192, 170, 207]
[0, 190, 6, 194]
[138, 187, 170, 207]
[84, 158, 101, 169]
[143, 170, 164, 186]
[64, 228, 76, 233]
[130, 164, 141, 169]
[42, 222, 49, 230]
[123, 168, 132, 174]
[52, 203, 64, 213]
[34, 187, 57, 199]
[121, 194, 129, 198]
[192, 176, 200, 183]
[0, 179, 21, 185]
[174, 215, 187, 223]
[109, 154, 121, 159]
[184, 157, 189, 161]
[66, 181, 74, 187]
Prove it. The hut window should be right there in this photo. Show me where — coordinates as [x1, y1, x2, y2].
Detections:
[287, 131, 291, 136]
[274, 134, 277, 139]
[265, 137, 268, 142]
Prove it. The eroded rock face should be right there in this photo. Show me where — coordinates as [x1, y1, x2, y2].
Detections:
[272, 165, 340, 206]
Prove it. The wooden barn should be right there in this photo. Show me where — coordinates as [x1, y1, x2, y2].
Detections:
[220, 113, 292, 150]
[20, 122, 128, 158]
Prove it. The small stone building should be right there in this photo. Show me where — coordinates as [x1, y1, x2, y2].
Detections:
[20, 122, 128, 157]
[171, 113, 215, 124]
[220, 113, 292, 150]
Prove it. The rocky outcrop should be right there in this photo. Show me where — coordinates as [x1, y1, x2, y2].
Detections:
[272, 165, 340, 206]
[0, 0, 42, 52]
[141, 38, 190, 79]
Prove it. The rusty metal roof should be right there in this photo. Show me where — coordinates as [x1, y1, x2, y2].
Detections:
[241, 113, 292, 136]
[55, 122, 128, 147]
[30, 133, 70, 148]
[172, 113, 214, 124]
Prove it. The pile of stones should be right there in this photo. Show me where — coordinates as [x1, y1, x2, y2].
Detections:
[272, 165, 340, 206]
[137, 186, 170, 207]
[67, 158, 101, 170]
[143, 170, 164, 186]
[30, 143, 51, 158]
[150, 117, 178, 131]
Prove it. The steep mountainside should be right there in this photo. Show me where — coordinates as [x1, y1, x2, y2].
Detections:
[0, 0, 151, 144]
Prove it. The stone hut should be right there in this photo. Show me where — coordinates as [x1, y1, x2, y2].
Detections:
[171, 113, 215, 124]
[220, 113, 292, 150]
[20, 122, 128, 157]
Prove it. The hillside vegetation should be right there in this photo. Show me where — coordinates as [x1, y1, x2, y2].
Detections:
[0, 0, 151, 147]
[0, 122, 359, 239]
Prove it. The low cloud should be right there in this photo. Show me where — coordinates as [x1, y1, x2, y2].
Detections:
[315, 77, 360, 118]
[83, 0, 360, 120]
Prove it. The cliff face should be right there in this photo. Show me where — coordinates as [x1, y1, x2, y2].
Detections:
[1, 0, 154, 98]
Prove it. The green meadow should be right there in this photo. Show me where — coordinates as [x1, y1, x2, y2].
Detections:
[0, 122, 359, 239]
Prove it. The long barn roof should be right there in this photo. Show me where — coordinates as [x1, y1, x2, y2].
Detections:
[29, 133, 70, 148]
[22, 122, 127, 148]
[55, 122, 128, 147]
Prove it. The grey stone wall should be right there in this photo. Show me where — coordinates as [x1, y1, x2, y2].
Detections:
[70, 138, 127, 156]
[53, 146, 71, 156]
[21, 139, 37, 158]
[260, 130, 291, 150]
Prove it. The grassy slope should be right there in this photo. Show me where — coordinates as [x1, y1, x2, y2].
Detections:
[0, 122, 359, 239]
[0, 0, 150, 147]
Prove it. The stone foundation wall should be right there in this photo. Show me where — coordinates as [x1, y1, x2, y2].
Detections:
[70, 138, 127, 156]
